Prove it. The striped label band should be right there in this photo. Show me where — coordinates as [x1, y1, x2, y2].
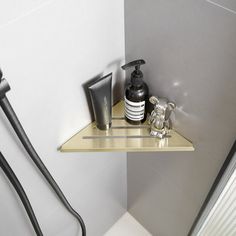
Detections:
[125, 97, 145, 107]
[124, 97, 145, 121]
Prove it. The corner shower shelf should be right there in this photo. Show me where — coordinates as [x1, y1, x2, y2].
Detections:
[59, 101, 194, 152]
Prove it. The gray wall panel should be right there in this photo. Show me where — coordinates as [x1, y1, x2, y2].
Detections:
[125, 0, 236, 235]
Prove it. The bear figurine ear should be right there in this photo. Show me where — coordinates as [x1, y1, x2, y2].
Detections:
[149, 96, 159, 105]
[168, 102, 176, 111]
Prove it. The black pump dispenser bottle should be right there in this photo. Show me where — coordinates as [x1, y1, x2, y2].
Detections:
[121, 59, 149, 125]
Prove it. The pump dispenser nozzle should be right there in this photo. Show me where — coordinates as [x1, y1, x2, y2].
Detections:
[121, 59, 145, 70]
[122, 59, 146, 86]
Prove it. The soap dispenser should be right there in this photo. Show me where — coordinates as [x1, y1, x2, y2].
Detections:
[121, 59, 149, 125]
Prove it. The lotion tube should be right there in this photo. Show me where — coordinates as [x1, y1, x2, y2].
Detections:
[88, 73, 112, 130]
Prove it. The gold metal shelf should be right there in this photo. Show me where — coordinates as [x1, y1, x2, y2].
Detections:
[59, 101, 194, 152]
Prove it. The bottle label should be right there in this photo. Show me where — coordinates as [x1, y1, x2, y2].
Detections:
[124, 97, 145, 121]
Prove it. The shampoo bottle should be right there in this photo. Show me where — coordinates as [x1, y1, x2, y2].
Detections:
[121, 59, 149, 125]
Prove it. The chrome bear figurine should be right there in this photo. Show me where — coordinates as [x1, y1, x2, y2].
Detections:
[148, 96, 176, 138]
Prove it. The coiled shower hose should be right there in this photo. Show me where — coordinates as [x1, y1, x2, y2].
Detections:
[0, 74, 86, 236]
[0, 152, 43, 236]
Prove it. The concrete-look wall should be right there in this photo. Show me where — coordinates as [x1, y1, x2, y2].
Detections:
[0, 1, 126, 235]
[125, 0, 236, 235]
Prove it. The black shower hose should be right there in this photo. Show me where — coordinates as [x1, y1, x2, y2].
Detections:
[0, 96, 86, 236]
[0, 152, 43, 236]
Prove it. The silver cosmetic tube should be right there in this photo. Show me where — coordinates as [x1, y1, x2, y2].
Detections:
[88, 73, 112, 130]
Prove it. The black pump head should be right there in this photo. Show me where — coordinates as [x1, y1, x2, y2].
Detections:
[121, 59, 146, 86]
[121, 59, 145, 71]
